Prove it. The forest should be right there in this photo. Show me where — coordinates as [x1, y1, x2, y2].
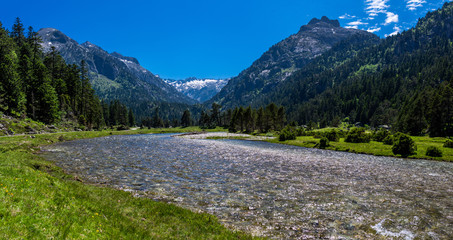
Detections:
[0, 18, 137, 130]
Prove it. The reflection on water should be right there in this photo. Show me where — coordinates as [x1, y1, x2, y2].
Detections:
[42, 133, 453, 239]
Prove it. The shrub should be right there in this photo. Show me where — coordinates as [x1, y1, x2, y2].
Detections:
[383, 135, 394, 145]
[311, 131, 324, 139]
[116, 125, 129, 131]
[392, 132, 417, 157]
[279, 126, 296, 141]
[295, 127, 305, 136]
[319, 137, 329, 149]
[325, 129, 339, 142]
[373, 129, 390, 142]
[444, 138, 453, 148]
[345, 127, 371, 143]
[426, 146, 443, 157]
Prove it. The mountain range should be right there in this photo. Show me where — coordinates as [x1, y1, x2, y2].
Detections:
[164, 77, 229, 103]
[35, 1, 453, 135]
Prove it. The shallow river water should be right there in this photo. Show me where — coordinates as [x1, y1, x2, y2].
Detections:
[42, 133, 453, 239]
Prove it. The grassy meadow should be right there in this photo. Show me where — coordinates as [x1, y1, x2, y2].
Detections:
[268, 133, 453, 162]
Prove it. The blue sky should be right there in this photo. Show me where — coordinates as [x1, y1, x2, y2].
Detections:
[1, 0, 450, 79]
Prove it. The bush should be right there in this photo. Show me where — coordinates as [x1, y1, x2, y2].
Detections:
[426, 146, 443, 157]
[116, 125, 130, 131]
[295, 127, 305, 136]
[392, 132, 417, 157]
[373, 129, 390, 142]
[444, 138, 453, 148]
[325, 129, 339, 142]
[345, 128, 371, 143]
[383, 135, 394, 145]
[279, 126, 296, 141]
[319, 137, 329, 149]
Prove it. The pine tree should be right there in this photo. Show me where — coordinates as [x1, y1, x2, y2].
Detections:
[181, 109, 191, 127]
[229, 108, 238, 132]
[256, 107, 265, 132]
[210, 103, 221, 127]
[128, 108, 135, 127]
[10, 17, 25, 47]
[243, 106, 253, 133]
[80, 60, 89, 116]
[33, 62, 60, 123]
[277, 106, 286, 131]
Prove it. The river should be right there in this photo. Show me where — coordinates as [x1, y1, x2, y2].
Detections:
[42, 133, 453, 239]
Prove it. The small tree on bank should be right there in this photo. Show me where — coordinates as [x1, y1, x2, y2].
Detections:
[392, 132, 417, 157]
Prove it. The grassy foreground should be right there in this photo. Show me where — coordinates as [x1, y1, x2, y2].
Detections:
[0, 127, 254, 239]
[268, 135, 453, 162]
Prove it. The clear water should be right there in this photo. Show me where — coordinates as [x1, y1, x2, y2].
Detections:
[42, 133, 453, 239]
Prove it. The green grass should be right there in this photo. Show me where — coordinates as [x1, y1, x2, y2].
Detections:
[0, 127, 255, 239]
[268, 135, 453, 162]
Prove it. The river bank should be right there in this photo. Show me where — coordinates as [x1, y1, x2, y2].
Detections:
[0, 128, 254, 239]
[183, 131, 453, 162]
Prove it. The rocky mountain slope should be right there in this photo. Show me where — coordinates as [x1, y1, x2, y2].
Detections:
[38, 28, 195, 107]
[164, 77, 229, 103]
[207, 16, 379, 108]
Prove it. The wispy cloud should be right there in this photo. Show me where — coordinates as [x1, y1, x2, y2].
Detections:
[384, 12, 399, 25]
[385, 25, 402, 37]
[365, 0, 390, 16]
[406, 0, 427, 11]
[347, 19, 369, 29]
[339, 13, 357, 19]
[367, 27, 382, 33]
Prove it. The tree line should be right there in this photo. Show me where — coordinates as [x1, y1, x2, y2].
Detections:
[190, 102, 286, 133]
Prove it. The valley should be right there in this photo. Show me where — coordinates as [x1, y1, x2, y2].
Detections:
[1, 1, 453, 239]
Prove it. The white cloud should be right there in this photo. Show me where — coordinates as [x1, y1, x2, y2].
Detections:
[385, 25, 402, 37]
[365, 0, 390, 16]
[367, 27, 382, 33]
[339, 13, 356, 19]
[406, 0, 427, 11]
[384, 12, 399, 25]
[345, 26, 359, 29]
[347, 20, 369, 28]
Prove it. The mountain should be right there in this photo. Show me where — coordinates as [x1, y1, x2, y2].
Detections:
[164, 77, 229, 103]
[253, 2, 453, 136]
[38, 28, 195, 119]
[207, 16, 379, 108]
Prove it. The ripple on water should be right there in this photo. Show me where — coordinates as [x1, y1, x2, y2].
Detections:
[42, 133, 453, 239]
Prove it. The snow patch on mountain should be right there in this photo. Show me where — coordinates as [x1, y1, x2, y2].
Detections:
[165, 78, 229, 103]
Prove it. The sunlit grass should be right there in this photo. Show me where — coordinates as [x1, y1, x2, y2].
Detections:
[269, 134, 453, 162]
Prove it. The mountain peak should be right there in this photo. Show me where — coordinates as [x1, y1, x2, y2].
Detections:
[38, 28, 71, 44]
[307, 16, 340, 27]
